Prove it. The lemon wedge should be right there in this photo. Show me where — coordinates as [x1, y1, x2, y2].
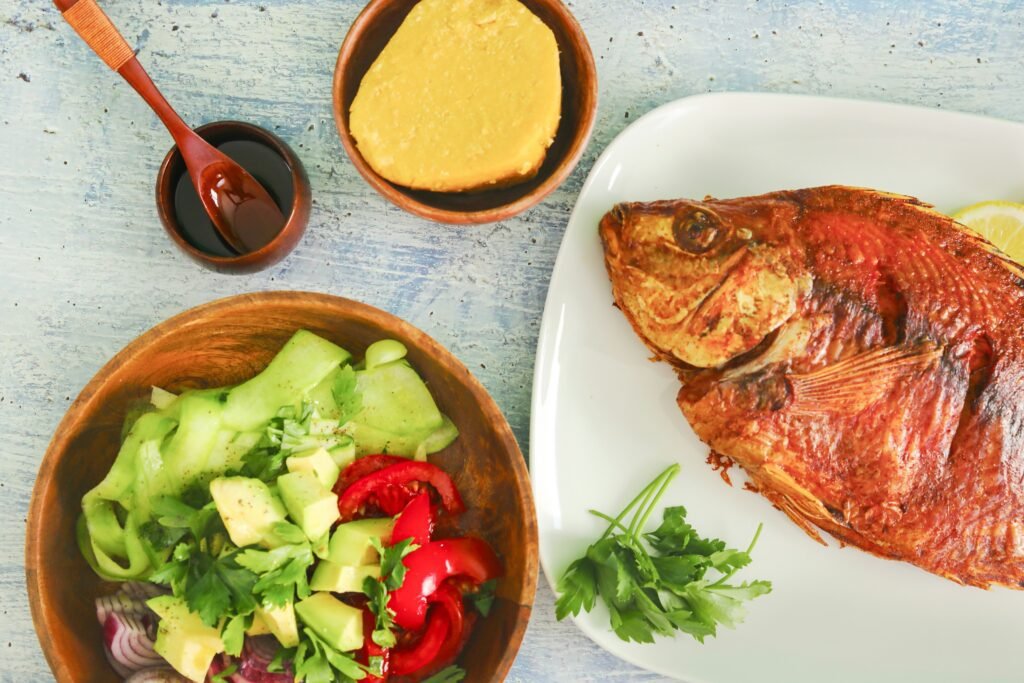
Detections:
[953, 200, 1024, 263]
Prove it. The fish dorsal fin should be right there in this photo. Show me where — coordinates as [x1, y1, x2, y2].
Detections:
[788, 343, 942, 413]
[948, 220, 1024, 280]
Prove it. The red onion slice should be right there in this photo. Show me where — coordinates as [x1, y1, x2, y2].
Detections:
[103, 611, 164, 677]
[222, 637, 292, 683]
[96, 592, 149, 626]
[245, 635, 281, 667]
[122, 581, 170, 602]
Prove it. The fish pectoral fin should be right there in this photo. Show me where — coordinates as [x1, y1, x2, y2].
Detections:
[753, 464, 828, 545]
[787, 343, 942, 413]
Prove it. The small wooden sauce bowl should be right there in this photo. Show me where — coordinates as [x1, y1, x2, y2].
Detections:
[155, 121, 311, 273]
[26, 292, 538, 682]
[333, 0, 598, 224]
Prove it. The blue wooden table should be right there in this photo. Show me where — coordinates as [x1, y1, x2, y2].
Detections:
[2, 1, 1023, 680]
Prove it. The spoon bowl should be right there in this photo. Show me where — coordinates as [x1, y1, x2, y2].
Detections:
[166, 109, 286, 253]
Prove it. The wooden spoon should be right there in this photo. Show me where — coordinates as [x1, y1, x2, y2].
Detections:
[54, 0, 285, 254]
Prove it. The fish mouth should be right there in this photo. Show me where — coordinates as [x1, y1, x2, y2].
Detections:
[599, 204, 628, 249]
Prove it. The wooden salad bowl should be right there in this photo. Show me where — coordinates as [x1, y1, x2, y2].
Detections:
[26, 291, 538, 682]
[332, 0, 598, 224]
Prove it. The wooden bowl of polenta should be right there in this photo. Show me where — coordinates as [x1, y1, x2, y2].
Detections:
[332, 0, 598, 224]
[26, 292, 538, 682]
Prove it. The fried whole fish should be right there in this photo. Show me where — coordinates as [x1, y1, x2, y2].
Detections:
[600, 186, 1024, 588]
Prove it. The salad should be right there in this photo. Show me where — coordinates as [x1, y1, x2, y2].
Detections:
[78, 330, 503, 682]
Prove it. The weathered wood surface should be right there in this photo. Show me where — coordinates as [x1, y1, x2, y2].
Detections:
[2, 0, 1023, 680]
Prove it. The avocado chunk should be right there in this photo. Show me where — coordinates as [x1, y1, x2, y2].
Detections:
[295, 593, 364, 652]
[147, 595, 224, 682]
[222, 330, 351, 432]
[286, 448, 341, 489]
[209, 476, 287, 549]
[277, 471, 339, 541]
[246, 610, 272, 637]
[327, 518, 395, 566]
[328, 437, 357, 468]
[310, 561, 381, 593]
[255, 602, 299, 648]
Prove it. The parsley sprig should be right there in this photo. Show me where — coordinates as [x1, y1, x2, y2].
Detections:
[236, 538, 315, 608]
[145, 494, 260, 628]
[362, 537, 418, 648]
[241, 403, 316, 483]
[555, 464, 771, 644]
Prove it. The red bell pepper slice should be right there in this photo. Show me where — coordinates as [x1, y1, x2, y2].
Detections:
[337, 461, 465, 522]
[391, 492, 434, 548]
[357, 609, 390, 683]
[373, 485, 417, 517]
[336, 454, 409, 493]
[390, 605, 451, 676]
[426, 583, 466, 668]
[389, 538, 502, 631]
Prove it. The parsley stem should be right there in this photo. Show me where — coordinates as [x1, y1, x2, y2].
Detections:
[710, 522, 765, 587]
[588, 509, 632, 536]
[627, 464, 680, 538]
[627, 476, 661, 538]
[746, 522, 764, 555]
[597, 466, 673, 542]
[633, 465, 680, 538]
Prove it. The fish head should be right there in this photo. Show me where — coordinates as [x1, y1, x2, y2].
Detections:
[599, 197, 809, 368]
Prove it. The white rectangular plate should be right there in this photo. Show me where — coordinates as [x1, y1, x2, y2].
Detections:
[530, 92, 1024, 683]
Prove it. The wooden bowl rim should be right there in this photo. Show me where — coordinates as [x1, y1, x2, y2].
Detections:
[331, 0, 598, 225]
[25, 291, 538, 682]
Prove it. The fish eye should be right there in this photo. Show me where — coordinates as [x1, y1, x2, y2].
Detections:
[672, 209, 723, 254]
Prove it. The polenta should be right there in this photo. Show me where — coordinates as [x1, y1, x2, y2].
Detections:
[349, 0, 562, 193]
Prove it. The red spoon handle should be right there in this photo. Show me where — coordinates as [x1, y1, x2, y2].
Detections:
[54, 0, 193, 142]
[55, 0, 134, 71]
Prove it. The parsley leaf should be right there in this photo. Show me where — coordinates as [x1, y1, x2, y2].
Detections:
[362, 575, 397, 648]
[139, 518, 187, 550]
[555, 557, 598, 620]
[221, 614, 248, 656]
[421, 665, 468, 683]
[210, 663, 238, 683]
[294, 627, 365, 683]
[238, 543, 314, 608]
[367, 655, 385, 677]
[371, 536, 417, 591]
[271, 521, 309, 546]
[184, 558, 231, 625]
[268, 647, 293, 674]
[361, 534, 416, 650]
[613, 608, 656, 643]
[183, 551, 259, 627]
[554, 464, 771, 645]
[470, 579, 497, 617]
